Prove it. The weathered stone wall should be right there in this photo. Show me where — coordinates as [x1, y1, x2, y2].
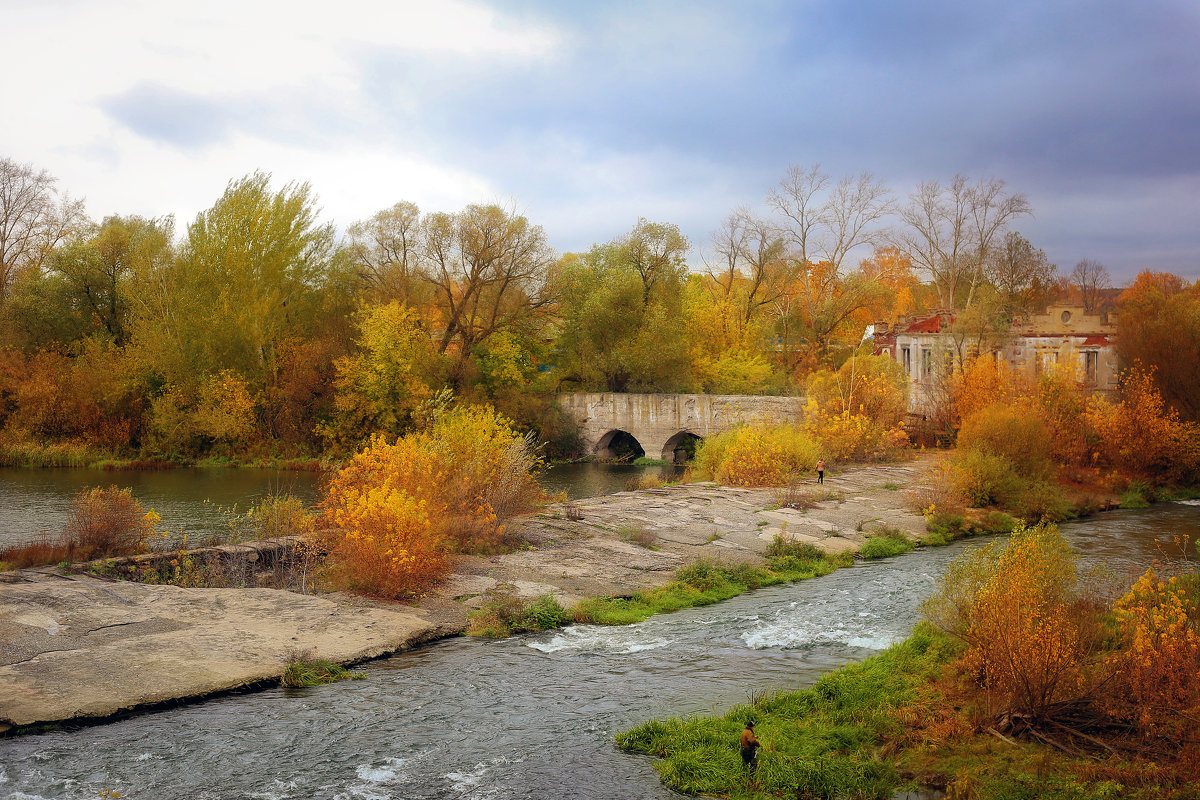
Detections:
[557, 392, 806, 461]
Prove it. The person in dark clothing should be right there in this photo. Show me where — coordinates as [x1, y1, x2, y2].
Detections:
[740, 721, 761, 770]
[816, 458, 825, 485]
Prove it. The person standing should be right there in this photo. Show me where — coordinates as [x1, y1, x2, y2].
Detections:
[816, 458, 825, 485]
[740, 721, 761, 771]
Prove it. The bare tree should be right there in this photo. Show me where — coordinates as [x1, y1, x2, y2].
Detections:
[894, 175, 1030, 310]
[986, 231, 1055, 313]
[705, 209, 789, 323]
[767, 164, 893, 352]
[0, 157, 88, 303]
[344, 201, 424, 304]
[1070, 258, 1111, 312]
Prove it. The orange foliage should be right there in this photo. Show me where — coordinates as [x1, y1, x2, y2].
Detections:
[1105, 569, 1200, 732]
[1085, 369, 1200, 483]
[926, 525, 1098, 719]
[949, 357, 1033, 424]
[319, 405, 546, 598]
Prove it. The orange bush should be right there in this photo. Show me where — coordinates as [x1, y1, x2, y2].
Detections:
[950, 357, 1032, 425]
[63, 486, 159, 558]
[924, 525, 1099, 719]
[1105, 569, 1200, 731]
[319, 405, 546, 597]
[1086, 369, 1200, 483]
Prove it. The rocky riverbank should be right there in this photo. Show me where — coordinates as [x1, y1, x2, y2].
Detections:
[0, 457, 937, 733]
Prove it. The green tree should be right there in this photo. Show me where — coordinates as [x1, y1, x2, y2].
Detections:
[552, 238, 691, 393]
[129, 173, 337, 392]
[48, 215, 174, 346]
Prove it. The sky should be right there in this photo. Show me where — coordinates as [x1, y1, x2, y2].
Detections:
[3, 0, 1199, 283]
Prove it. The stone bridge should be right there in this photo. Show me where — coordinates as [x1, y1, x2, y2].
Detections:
[557, 392, 806, 462]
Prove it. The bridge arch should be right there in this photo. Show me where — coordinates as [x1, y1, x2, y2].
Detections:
[557, 392, 805, 464]
[661, 430, 702, 463]
[593, 429, 645, 462]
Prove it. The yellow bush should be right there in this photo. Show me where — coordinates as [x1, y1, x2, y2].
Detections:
[319, 405, 546, 597]
[1105, 569, 1200, 731]
[957, 402, 1052, 478]
[695, 424, 820, 487]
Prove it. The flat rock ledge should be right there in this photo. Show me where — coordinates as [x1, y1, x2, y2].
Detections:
[0, 456, 938, 733]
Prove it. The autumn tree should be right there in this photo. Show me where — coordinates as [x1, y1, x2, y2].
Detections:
[1070, 258, 1111, 312]
[767, 164, 893, 357]
[894, 175, 1031, 310]
[45, 215, 174, 347]
[551, 238, 691, 393]
[0, 158, 88, 304]
[614, 218, 689, 306]
[344, 201, 428, 307]
[986, 231, 1055, 314]
[704, 209, 789, 324]
[422, 204, 555, 381]
[1116, 271, 1200, 421]
[124, 173, 342, 453]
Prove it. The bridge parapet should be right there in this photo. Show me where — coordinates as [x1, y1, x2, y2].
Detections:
[556, 392, 806, 462]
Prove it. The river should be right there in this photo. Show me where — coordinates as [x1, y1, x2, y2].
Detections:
[0, 499, 1196, 800]
[0, 462, 672, 550]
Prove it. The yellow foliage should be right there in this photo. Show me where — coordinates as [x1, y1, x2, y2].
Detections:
[319, 405, 546, 598]
[695, 423, 820, 487]
[1105, 569, 1200, 731]
[193, 370, 257, 443]
[924, 524, 1098, 718]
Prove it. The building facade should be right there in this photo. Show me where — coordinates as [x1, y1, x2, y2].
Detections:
[872, 305, 1119, 413]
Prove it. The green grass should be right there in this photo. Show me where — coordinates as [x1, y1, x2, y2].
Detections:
[632, 456, 669, 466]
[573, 546, 852, 626]
[281, 656, 366, 687]
[858, 527, 916, 559]
[617, 624, 959, 799]
[467, 592, 572, 637]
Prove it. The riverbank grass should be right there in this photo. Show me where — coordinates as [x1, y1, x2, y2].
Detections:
[573, 545, 853, 626]
[617, 624, 957, 798]
[280, 653, 366, 687]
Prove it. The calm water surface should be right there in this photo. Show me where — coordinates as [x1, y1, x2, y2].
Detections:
[0, 463, 668, 549]
[0, 500, 1195, 799]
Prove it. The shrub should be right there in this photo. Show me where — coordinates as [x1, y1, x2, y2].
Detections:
[765, 534, 824, 563]
[858, 528, 915, 560]
[320, 405, 547, 598]
[1012, 482, 1074, 523]
[946, 448, 1022, 508]
[978, 510, 1018, 534]
[924, 512, 966, 545]
[695, 424, 820, 487]
[957, 402, 1053, 479]
[63, 486, 158, 558]
[1104, 570, 1200, 733]
[281, 651, 366, 687]
[923, 524, 1102, 720]
[467, 592, 572, 638]
[618, 524, 659, 549]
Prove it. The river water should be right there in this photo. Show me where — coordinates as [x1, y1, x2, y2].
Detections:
[0, 463, 676, 550]
[0, 498, 1197, 799]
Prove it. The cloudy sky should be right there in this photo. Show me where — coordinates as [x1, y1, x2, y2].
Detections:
[4, 0, 1198, 281]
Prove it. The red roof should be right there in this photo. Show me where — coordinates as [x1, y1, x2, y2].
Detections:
[1081, 335, 1110, 346]
[904, 314, 948, 333]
